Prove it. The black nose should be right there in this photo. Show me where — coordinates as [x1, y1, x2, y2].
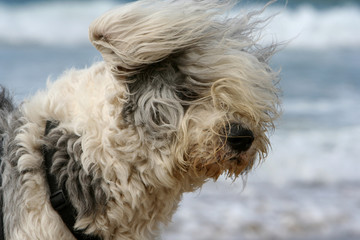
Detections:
[225, 123, 254, 152]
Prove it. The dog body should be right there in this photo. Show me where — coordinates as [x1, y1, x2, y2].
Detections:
[0, 1, 280, 239]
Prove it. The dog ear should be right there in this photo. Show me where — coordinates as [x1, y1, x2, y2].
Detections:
[121, 61, 185, 136]
[88, 0, 224, 78]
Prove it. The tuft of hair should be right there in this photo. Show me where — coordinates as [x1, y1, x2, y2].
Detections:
[0, 86, 15, 158]
[0, 86, 14, 114]
[0, 86, 15, 134]
[89, 0, 279, 78]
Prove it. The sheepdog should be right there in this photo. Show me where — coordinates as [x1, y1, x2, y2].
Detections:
[0, 0, 281, 239]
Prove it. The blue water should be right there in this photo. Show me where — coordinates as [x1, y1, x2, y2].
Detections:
[0, 0, 359, 239]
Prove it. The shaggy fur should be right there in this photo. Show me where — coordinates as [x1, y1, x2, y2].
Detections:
[0, 0, 281, 239]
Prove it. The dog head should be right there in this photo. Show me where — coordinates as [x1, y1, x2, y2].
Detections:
[89, 0, 281, 189]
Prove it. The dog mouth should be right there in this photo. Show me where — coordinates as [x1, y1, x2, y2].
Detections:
[184, 123, 257, 179]
[191, 142, 255, 179]
[197, 150, 255, 179]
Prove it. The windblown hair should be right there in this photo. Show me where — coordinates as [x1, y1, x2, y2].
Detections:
[89, 0, 280, 171]
[93, 0, 279, 178]
[0, 1, 281, 239]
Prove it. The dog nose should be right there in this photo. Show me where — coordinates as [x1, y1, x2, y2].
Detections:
[225, 123, 254, 152]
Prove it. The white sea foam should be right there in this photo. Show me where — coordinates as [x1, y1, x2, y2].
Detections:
[253, 125, 360, 184]
[0, 1, 360, 49]
[0, 1, 118, 45]
[253, 95, 360, 184]
[164, 180, 360, 239]
[262, 4, 360, 49]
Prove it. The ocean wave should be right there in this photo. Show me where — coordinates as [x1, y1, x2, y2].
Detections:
[0, 1, 360, 49]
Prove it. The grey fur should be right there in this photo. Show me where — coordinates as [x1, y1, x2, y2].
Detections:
[0, 86, 15, 156]
[0, 87, 108, 236]
[123, 59, 207, 141]
[124, 61, 187, 138]
[0, 88, 28, 237]
[44, 127, 109, 219]
[0, 86, 18, 168]
[0, 87, 14, 114]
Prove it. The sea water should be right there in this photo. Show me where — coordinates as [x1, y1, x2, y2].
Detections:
[0, 1, 359, 239]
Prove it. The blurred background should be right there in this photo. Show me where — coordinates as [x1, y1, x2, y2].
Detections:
[1, 0, 359, 239]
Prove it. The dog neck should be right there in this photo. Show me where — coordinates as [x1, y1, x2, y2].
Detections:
[43, 120, 101, 240]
